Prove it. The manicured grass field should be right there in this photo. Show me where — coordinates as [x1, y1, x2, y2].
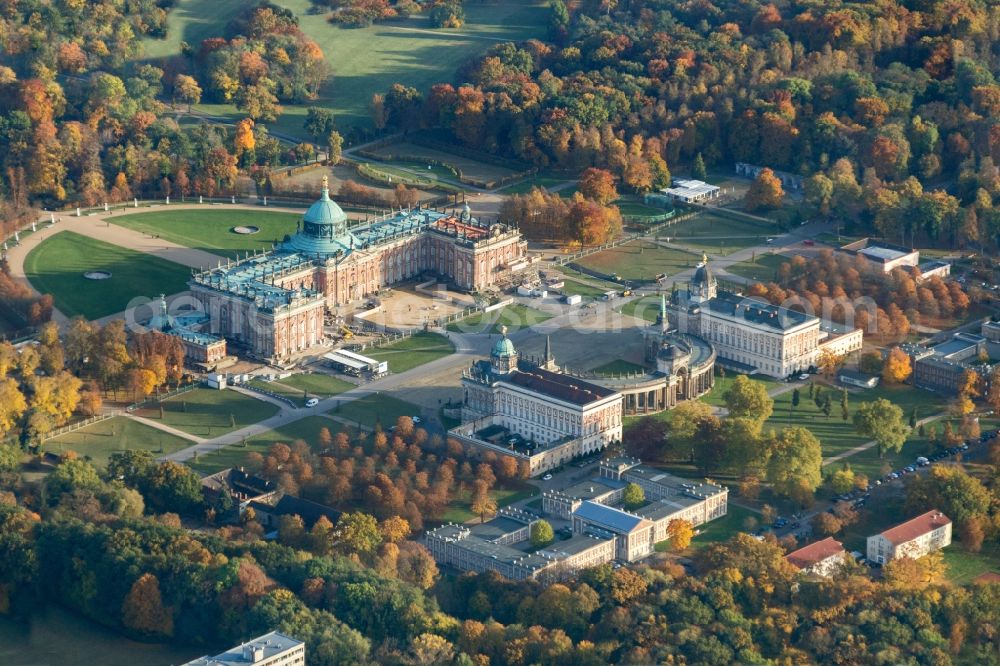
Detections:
[557, 279, 608, 300]
[659, 211, 776, 255]
[133, 388, 280, 438]
[161, 0, 548, 135]
[499, 174, 574, 195]
[24, 231, 191, 319]
[440, 482, 537, 524]
[766, 382, 941, 462]
[329, 393, 422, 430]
[446, 304, 552, 334]
[278, 373, 355, 397]
[576, 241, 702, 282]
[187, 416, 344, 475]
[619, 295, 664, 323]
[663, 504, 758, 552]
[42, 417, 192, 469]
[724, 252, 790, 282]
[941, 543, 1000, 585]
[617, 200, 667, 218]
[365, 142, 521, 184]
[111, 209, 299, 259]
[366, 332, 455, 373]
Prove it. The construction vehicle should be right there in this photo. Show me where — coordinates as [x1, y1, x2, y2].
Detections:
[339, 326, 353, 339]
[622, 289, 633, 297]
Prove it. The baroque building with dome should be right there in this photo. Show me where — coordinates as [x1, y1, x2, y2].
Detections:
[187, 179, 527, 361]
[668, 255, 862, 378]
[452, 328, 623, 476]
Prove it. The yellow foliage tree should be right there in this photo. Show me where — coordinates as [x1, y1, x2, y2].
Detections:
[234, 118, 256, 156]
[121, 573, 173, 637]
[667, 518, 694, 550]
[0, 379, 27, 435]
[881, 347, 912, 384]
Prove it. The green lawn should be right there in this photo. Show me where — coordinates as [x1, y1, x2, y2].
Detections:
[590, 359, 647, 376]
[576, 241, 702, 282]
[499, 174, 574, 195]
[658, 211, 777, 255]
[42, 417, 191, 469]
[941, 543, 1000, 585]
[839, 415, 952, 478]
[724, 252, 790, 282]
[366, 332, 455, 373]
[278, 373, 354, 397]
[187, 416, 344, 475]
[330, 393, 422, 430]
[447, 304, 552, 334]
[557, 279, 608, 300]
[440, 482, 537, 524]
[365, 142, 521, 184]
[616, 200, 667, 218]
[161, 0, 548, 135]
[110, 210, 299, 259]
[24, 231, 191, 319]
[133, 388, 280, 438]
[670, 504, 758, 552]
[765, 382, 941, 462]
[619, 295, 663, 323]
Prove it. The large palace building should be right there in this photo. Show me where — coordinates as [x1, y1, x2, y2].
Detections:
[187, 179, 526, 361]
[452, 329, 623, 476]
[668, 255, 862, 378]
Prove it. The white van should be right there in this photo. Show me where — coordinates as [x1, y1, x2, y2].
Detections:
[305, 398, 319, 407]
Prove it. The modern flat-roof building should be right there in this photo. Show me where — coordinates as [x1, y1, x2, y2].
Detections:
[668, 257, 862, 378]
[866, 510, 952, 565]
[838, 238, 920, 273]
[838, 369, 880, 389]
[423, 507, 616, 581]
[188, 180, 526, 362]
[902, 333, 992, 395]
[786, 537, 847, 577]
[454, 329, 622, 476]
[545, 457, 728, 549]
[183, 631, 304, 666]
[660, 179, 720, 204]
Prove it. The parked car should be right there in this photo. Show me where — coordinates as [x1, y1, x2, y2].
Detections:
[542, 473, 553, 481]
[305, 398, 319, 407]
[411, 416, 421, 424]
[916, 457, 930, 466]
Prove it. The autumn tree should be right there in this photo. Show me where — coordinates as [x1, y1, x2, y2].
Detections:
[173, 74, 202, 111]
[745, 168, 784, 211]
[667, 518, 693, 550]
[470, 481, 497, 523]
[578, 167, 618, 205]
[881, 347, 912, 384]
[336, 511, 382, 555]
[122, 573, 173, 637]
[883, 552, 945, 590]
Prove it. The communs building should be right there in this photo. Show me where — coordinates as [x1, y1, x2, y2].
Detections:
[546, 457, 728, 556]
[668, 256, 862, 378]
[837, 238, 950, 281]
[188, 179, 526, 362]
[453, 329, 623, 476]
[182, 631, 304, 666]
[424, 507, 616, 582]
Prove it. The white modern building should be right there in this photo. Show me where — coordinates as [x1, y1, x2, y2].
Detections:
[786, 537, 847, 578]
[660, 179, 720, 204]
[183, 631, 304, 666]
[866, 510, 952, 565]
[453, 328, 623, 475]
[669, 256, 862, 378]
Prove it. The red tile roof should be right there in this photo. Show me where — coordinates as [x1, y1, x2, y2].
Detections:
[785, 537, 845, 569]
[879, 510, 951, 545]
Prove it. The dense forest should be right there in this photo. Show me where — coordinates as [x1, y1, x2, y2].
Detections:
[376, 0, 1000, 246]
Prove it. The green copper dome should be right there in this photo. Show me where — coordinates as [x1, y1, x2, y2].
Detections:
[303, 177, 347, 227]
[491, 326, 517, 357]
